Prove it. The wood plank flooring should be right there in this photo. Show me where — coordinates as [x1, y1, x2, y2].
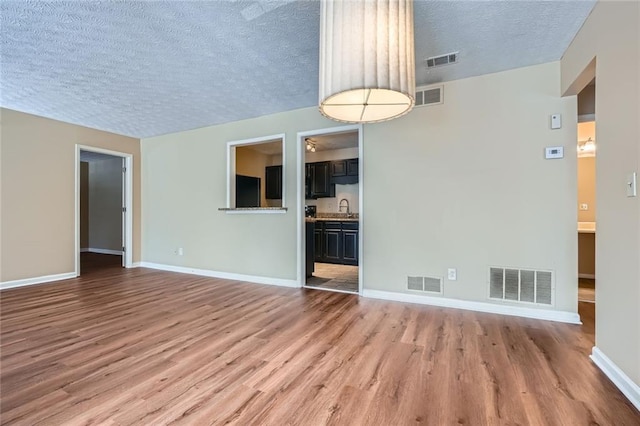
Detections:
[1, 254, 638, 425]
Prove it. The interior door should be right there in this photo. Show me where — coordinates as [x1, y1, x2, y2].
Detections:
[121, 157, 126, 267]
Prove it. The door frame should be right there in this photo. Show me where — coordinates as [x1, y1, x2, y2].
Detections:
[75, 145, 133, 274]
[296, 124, 364, 295]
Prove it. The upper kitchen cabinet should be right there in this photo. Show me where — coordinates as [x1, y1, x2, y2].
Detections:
[330, 158, 359, 184]
[265, 165, 282, 199]
[307, 161, 335, 199]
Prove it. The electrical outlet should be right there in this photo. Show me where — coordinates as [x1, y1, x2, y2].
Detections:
[447, 268, 457, 281]
[176, 247, 184, 256]
[580, 203, 588, 211]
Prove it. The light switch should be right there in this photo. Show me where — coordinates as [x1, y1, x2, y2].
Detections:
[550, 114, 562, 129]
[627, 172, 637, 197]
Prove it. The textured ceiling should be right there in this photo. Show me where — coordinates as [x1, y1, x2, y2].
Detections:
[0, 1, 596, 139]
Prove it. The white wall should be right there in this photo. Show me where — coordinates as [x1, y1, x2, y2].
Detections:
[561, 0, 639, 386]
[88, 157, 123, 252]
[142, 61, 577, 316]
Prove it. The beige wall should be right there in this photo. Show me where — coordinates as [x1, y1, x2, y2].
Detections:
[578, 156, 596, 222]
[142, 61, 578, 314]
[561, 1, 639, 385]
[80, 162, 89, 248]
[88, 157, 123, 251]
[0, 108, 141, 282]
[364, 62, 577, 311]
[578, 233, 595, 276]
[142, 108, 338, 278]
[578, 84, 595, 116]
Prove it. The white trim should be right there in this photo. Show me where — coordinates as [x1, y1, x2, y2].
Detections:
[226, 133, 286, 209]
[591, 346, 640, 411]
[1, 272, 76, 290]
[578, 273, 596, 279]
[295, 124, 364, 295]
[138, 262, 299, 288]
[303, 285, 358, 295]
[130, 262, 142, 268]
[80, 248, 90, 252]
[223, 209, 287, 215]
[76, 145, 133, 275]
[86, 248, 124, 256]
[362, 289, 582, 324]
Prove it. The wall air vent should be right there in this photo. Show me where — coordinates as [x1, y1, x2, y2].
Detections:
[415, 84, 443, 107]
[489, 267, 553, 306]
[407, 276, 443, 294]
[426, 52, 458, 68]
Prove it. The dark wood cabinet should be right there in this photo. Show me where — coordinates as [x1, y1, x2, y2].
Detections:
[305, 221, 315, 277]
[331, 160, 347, 177]
[307, 162, 334, 199]
[314, 220, 359, 265]
[330, 158, 359, 185]
[347, 158, 358, 177]
[342, 231, 358, 265]
[265, 165, 282, 199]
[314, 223, 323, 262]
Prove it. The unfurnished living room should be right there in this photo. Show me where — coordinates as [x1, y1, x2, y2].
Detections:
[1, 1, 639, 425]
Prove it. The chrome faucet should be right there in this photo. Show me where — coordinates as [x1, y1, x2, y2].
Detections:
[338, 198, 350, 216]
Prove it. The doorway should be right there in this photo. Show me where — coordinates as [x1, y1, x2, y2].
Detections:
[297, 125, 363, 294]
[576, 80, 596, 332]
[75, 145, 133, 275]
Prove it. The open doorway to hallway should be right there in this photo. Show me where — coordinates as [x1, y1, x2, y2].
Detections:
[298, 125, 362, 294]
[76, 146, 133, 275]
[576, 80, 596, 324]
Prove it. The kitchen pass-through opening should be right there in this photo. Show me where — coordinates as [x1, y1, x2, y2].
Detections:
[298, 125, 363, 295]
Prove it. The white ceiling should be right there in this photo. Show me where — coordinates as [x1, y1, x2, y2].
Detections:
[0, 1, 596, 139]
[306, 131, 359, 152]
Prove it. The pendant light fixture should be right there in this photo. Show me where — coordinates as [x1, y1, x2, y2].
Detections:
[319, 0, 416, 123]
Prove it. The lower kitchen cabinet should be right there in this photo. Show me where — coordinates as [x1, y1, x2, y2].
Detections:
[314, 220, 358, 265]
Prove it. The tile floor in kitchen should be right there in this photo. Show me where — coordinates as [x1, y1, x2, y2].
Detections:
[306, 263, 358, 293]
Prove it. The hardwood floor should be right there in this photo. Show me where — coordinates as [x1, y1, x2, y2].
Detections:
[306, 263, 358, 293]
[1, 257, 638, 425]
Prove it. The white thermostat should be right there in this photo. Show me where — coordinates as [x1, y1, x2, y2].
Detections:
[545, 146, 564, 159]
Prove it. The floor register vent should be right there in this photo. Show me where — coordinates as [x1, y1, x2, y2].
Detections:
[489, 267, 553, 306]
[408, 276, 443, 294]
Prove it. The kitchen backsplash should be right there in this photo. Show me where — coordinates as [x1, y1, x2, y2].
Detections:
[306, 183, 359, 213]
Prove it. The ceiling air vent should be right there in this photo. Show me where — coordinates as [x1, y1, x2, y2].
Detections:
[415, 85, 443, 107]
[489, 267, 553, 306]
[407, 276, 443, 294]
[426, 52, 458, 68]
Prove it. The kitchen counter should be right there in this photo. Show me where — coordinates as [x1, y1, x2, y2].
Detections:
[306, 216, 359, 222]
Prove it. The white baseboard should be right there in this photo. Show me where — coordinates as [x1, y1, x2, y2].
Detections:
[1, 272, 76, 291]
[86, 248, 124, 256]
[138, 262, 300, 288]
[80, 248, 90, 253]
[362, 289, 582, 324]
[591, 346, 640, 411]
[579, 273, 596, 279]
[129, 262, 142, 268]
